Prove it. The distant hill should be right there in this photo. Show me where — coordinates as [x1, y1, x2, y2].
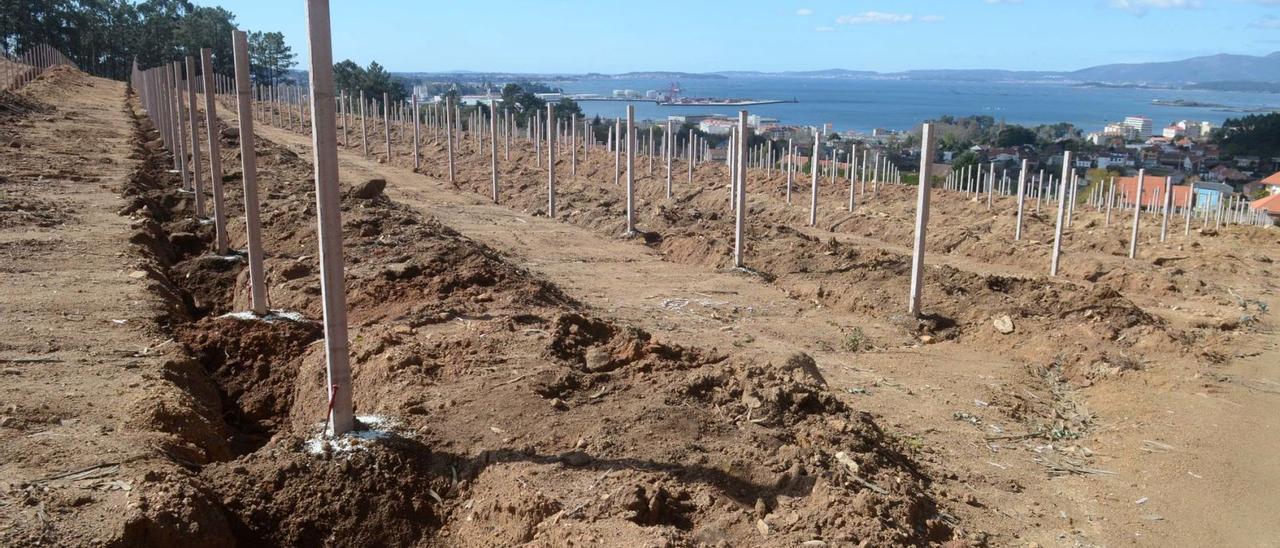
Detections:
[377, 51, 1280, 89]
[1068, 52, 1280, 84]
[711, 51, 1280, 86]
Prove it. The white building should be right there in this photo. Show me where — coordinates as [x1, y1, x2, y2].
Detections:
[698, 118, 736, 135]
[1123, 116, 1153, 139]
[1176, 120, 1203, 139]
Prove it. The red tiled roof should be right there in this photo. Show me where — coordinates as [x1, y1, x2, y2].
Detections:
[1251, 192, 1280, 214]
[1112, 176, 1192, 208]
[1262, 171, 1280, 186]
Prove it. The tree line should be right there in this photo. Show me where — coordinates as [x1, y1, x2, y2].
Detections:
[0, 0, 294, 84]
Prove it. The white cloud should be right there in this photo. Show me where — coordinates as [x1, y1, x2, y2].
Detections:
[796, 8, 814, 16]
[836, 11, 943, 24]
[1108, 0, 1202, 15]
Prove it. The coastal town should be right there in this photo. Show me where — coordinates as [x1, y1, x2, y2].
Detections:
[413, 76, 1279, 224]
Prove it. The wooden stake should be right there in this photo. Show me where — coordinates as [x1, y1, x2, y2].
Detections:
[734, 111, 748, 268]
[383, 92, 391, 159]
[544, 102, 557, 217]
[809, 134, 819, 227]
[665, 119, 673, 198]
[1129, 169, 1144, 259]
[232, 30, 269, 316]
[173, 62, 190, 190]
[490, 101, 499, 203]
[785, 140, 793, 204]
[1184, 182, 1194, 236]
[687, 129, 694, 186]
[199, 48, 228, 254]
[908, 123, 936, 317]
[1014, 159, 1027, 240]
[625, 105, 635, 234]
[185, 56, 205, 218]
[412, 94, 420, 170]
[304, 0, 353, 437]
[847, 144, 857, 211]
[1050, 152, 1072, 277]
[1159, 175, 1172, 241]
[446, 97, 455, 183]
[359, 90, 367, 157]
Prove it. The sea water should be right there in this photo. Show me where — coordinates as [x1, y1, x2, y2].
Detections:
[561, 76, 1279, 133]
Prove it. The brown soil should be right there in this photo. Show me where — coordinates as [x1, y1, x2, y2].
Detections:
[4, 66, 1278, 547]
[246, 105, 1280, 546]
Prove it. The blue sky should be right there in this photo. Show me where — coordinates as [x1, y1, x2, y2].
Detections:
[198, 0, 1280, 73]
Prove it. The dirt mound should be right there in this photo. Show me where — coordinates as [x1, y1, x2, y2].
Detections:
[203, 434, 445, 546]
[0, 89, 50, 122]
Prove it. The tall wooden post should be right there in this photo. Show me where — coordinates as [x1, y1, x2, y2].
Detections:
[412, 94, 420, 170]
[647, 124, 654, 176]
[665, 119, 673, 198]
[570, 114, 577, 177]
[1050, 152, 1072, 277]
[340, 91, 348, 147]
[809, 134, 819, 227]
[786, 140, 794, 204]
[687, 129, 694, 186]
[985, 161, 994, 210]
[1014, 159, 1027, 240]
[490, 101, 499, 203]
[1184, 182, 1194, 236]
[1036, 170, 1046, 214]
[1105, 176, 1116, 226]
[613, 118, 621, 186]
[446, 97, 455, 183]
[847, 144, 857, 211]
[625, 105, 636, 234]
[1129, 169, 1145, 259]
[871, 153, 880, 196]
[734, 111, 748, 268]
[173, 62, 189, 189]
[199, 48, 228, 254]
[359, 90, 367, 157]
[382, 92, 391, 160]
[728, 132, 737, 210]
[1160, 176, 1172, 241]
[304, 0, 353, 437]
[908, 123, 936, 317]
[547, 103, 556, 218]
[232, 30, 268, 317]
[185, 56, 206, 218]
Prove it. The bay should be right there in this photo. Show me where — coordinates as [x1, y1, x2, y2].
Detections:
[560, 77, 1280, 133]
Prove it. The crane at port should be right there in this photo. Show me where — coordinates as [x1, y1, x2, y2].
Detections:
[665, 81, 681, 101]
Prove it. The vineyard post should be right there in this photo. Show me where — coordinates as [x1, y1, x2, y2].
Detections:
[1129, 169, 1145, 259]
[304, 0, 354, 437]
[232, 30, 268, 316]
[1050, 152, 1072, 277]
[199, 48, 228, 254]
[908, 123, 937, 317]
